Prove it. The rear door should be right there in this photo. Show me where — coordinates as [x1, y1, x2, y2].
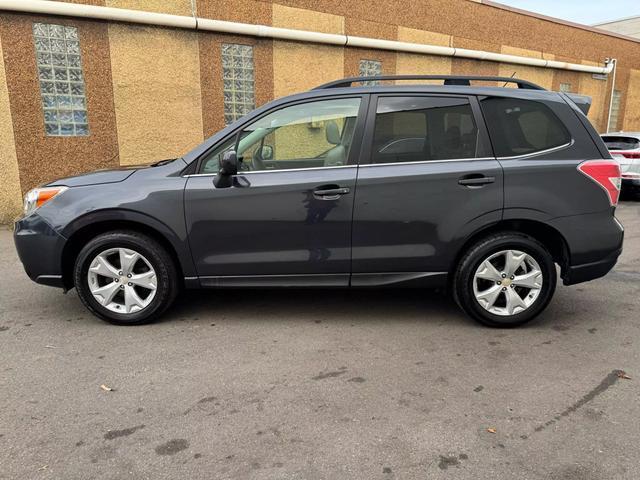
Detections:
[350, 94, 503, 286]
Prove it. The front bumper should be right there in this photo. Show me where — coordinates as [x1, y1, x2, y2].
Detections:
[14, 213, 67, 288]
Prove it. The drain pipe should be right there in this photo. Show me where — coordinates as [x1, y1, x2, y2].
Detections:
[0, 0, 615, 75]
[605, 59, 618, 133]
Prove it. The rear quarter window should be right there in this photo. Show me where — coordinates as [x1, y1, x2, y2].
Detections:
[480, 97, 571, 157]
[601, 136, 640, 151]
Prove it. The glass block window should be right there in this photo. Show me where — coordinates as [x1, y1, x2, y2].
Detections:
[359, 59, 382, 85]
[222, 44, 255, 125]
[608, 90, 622, 132]
[33, 23, 89, 136]
[559, 83, 572, 93]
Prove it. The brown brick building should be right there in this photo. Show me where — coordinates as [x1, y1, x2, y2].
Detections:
[1, 0, 639, 222]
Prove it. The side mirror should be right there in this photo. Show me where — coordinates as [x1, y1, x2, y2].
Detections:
[220, 150, 238, 176]
[261, 145, 273, 160]
[214, 150, 238, 188]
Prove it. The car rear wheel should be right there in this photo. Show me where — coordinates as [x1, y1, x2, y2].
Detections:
[74, 231, 178, 325]
[453, 232, 557, 327]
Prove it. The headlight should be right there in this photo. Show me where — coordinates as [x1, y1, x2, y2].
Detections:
[23, 186, 68, 216]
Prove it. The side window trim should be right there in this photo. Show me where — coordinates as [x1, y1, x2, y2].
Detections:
[358, 93, 486, 166]
[194, 94, 369, 175]
[494, 139, 575, 160]
[469, 95, 494, 159]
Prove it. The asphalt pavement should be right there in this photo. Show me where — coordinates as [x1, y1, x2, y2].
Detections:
[1, 201, 639, 479]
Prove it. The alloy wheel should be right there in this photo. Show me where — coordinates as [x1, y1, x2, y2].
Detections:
[87, 247, 157, 314]
[472, 249, 543, 316]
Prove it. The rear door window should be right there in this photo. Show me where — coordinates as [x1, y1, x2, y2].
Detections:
[480, 97, 571, 157]
[601, 136, 640, 151]
[371, 96, 479, 164]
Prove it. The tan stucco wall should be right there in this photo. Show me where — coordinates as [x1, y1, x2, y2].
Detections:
[498, 46, 555, 90]
[0, 36, 23, 223]
[272, 4, 344, 96]
[108, 24, 204, 165]
[623, 69, 640, 131]
[106, 0, 193, 15]
[396, 27, 452, 80]
[579, 60, 610, 133]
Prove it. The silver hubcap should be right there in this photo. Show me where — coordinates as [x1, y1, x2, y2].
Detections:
[472, 249, 543, 316]
[87, 247, 157, 314]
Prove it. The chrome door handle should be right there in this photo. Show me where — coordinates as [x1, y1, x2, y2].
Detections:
[458, 176, 495, 186]
[313, 186, 351, 200]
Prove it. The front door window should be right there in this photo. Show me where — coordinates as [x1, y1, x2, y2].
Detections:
[201, 98, 361, 173]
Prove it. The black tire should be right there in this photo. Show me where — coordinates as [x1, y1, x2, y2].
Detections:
[73, 230, 178, 325]
[453, 232, 557, 328]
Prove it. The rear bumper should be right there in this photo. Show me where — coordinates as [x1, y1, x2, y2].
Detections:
[563, 246, 622, 285]
[550, 211, 624, 286]
[14, 213, 66, 288]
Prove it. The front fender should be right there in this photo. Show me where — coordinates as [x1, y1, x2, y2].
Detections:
[58, 208, 196, 277]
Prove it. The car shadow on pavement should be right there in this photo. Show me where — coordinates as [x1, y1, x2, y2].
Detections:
[161, 287, 471, 327]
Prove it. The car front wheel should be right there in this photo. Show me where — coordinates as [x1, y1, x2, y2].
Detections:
[453, 232, 557, 328]
[73, 231, 178, 325]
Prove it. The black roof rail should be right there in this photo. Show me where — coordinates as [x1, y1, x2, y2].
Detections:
[313, 75, 546, 91]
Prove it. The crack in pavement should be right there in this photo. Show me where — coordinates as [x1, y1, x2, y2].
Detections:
[533, 370, 625, 433]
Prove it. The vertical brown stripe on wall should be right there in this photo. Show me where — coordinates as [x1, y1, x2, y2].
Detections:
[199, 33, 273, 139]
[198, 34, 224, 138]
[0, 14, 119, 194]
[0, 32, 23, 222]
[254, 40, 275, 112]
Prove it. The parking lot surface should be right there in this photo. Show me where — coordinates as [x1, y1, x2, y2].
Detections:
[1, 202, 639, 480]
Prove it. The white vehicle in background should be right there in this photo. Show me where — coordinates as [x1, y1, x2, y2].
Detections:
[601, 132, 640, 198]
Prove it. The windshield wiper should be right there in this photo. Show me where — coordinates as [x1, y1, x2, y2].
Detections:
[150, 158, 176, 167]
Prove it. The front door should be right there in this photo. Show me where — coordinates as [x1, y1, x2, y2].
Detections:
[351, 94, 503, 286]
[185, 96, 366, 286]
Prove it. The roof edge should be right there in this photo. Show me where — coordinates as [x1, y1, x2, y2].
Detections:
[594, 14, 640, 27]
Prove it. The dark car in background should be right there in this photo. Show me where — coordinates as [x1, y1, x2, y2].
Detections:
[14, 75, 624, 327]
[601, 132, 640, 197]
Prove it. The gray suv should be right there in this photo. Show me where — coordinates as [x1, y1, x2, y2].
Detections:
[14, 75, 624, 327]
